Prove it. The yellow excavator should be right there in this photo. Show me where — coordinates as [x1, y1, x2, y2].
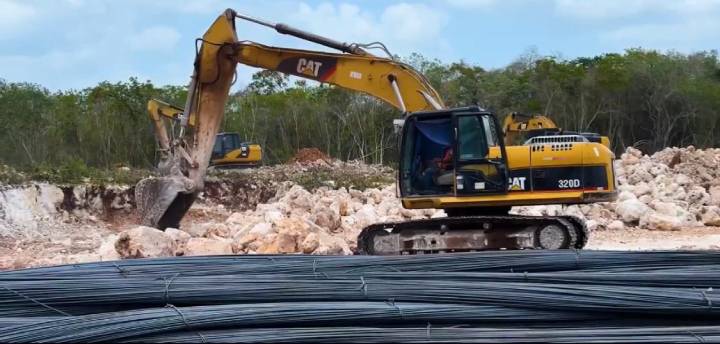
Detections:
[136, 9, 617, 254]
[147, 98, 262, 168]
[502, 112, 611, 147]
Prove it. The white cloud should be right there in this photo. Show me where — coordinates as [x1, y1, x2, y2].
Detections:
[381, 3, 448, 42]
[554, 0, 655, 19]
[554, 0, 720, 19]
[0, 1, 456, 90]
[63, 0, 84, 7]
[127, 26, 182, 52]
[444, 0, 496, 9]
[665, 0, 720, 13]
[0, 0, 36, 39]
[153, 0, 237, 14]
[601, 18, 720, 50]
[0, 48, 99, 89]
[289, 2, 449, 57]
[294, 3, 378, 40]
[0, 2, 193, 89]
[554, 0, 720, 52]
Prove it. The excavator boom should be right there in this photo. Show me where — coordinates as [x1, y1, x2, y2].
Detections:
[233, 43, 443, 112]
[137, 9, 445, 229]
[137, 10, 238, 229]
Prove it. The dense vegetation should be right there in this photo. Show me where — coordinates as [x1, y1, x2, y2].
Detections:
[1, 49, 719, 173]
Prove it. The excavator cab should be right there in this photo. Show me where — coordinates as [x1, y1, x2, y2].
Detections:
[400, 107, 509, 198]
[211, 133, 242, 160]
[211, 133, 262, 168]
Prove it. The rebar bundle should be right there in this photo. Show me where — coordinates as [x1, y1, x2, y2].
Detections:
[1, 250, 719, 343]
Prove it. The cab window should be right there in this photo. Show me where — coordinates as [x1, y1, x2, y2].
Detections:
[457, 115, 489, 161]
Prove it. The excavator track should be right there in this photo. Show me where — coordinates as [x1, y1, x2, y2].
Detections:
[357, 215, 588, 255]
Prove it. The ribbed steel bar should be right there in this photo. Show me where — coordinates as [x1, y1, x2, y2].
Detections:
[4, 251, 720, 281]
[125, 326, 720, 343]
[1, 250, 720, 343]
[0, 274, 718, 317]
[0, 302, 606, 343]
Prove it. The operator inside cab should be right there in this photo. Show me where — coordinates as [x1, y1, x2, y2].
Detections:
[401, 110, 508, 197]
[404, 116, 454, 196]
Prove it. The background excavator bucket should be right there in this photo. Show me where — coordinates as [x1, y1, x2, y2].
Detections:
[136, 9, 239, 230]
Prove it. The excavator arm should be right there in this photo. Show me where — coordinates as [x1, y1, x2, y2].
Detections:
[137, 8, 445, 229]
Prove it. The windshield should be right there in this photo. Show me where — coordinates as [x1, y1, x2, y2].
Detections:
[457, 115, 487, 161]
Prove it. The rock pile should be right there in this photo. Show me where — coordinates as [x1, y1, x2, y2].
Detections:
[20, 146, 720, 262]
[97, 146, 720, 259]
[514, 146, 720, 231]
[101, 184, 440, 258]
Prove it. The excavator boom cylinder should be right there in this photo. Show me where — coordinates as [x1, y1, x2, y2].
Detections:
[234, 12, 368, 55]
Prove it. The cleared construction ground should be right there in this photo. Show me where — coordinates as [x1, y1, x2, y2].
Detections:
[2, 146, 720, 269]
[0, 146, 719, 341]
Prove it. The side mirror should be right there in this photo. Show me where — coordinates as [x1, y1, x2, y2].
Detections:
[393, 119, 405, 134]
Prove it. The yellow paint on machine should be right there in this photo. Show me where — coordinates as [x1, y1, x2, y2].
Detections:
[403, 190, 614, 209]
[212, 144, 262, 166]
[404, 141, 616, 210]
[501, 142, 615, 194]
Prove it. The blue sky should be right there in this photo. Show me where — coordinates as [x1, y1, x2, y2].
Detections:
[0, 0, 718, 91]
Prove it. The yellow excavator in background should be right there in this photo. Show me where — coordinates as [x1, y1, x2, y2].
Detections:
[147, 99, 262, 168]
[136, 9, 617, 254]
[502, 112, 611, 148]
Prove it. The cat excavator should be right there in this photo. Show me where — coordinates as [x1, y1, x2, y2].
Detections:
[147, 99, 262, 168]
[137, 9, 617, 254]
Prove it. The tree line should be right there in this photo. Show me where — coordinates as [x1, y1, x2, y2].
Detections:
[1, 49, 718, 171]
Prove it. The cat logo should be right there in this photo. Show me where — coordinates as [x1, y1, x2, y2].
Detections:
[508, 177, 527, 191]
[278, 57, 337, 82]
[296, 58, 323, 78]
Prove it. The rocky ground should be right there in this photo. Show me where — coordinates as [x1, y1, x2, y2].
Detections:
[2, 146, 720, 270]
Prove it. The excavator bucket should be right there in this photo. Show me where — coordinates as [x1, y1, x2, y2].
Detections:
[135, 175, 196, 230]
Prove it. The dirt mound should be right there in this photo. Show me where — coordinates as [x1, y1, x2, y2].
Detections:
[92, 183, 441, 259]
[289, 148, 331, 164]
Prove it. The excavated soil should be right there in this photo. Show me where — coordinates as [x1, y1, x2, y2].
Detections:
[289, 148, 332, 164]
